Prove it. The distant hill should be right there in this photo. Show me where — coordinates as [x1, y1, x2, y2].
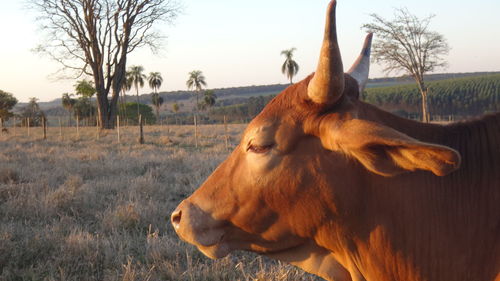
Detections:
[16, 71, 500, 116]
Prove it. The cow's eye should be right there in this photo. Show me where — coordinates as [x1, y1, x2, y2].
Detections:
[247, 144, 273, 154]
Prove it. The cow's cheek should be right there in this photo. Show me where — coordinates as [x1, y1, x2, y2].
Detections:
[184, 156, 242, 222]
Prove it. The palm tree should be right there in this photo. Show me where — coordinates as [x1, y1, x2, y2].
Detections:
[62, 93, 76, 126]
[151, 93, 164, 122]
[281, 48, 299, 84]
[186, 70, 207, 112]
[172, 103, 180, 125]
[127, 65, 146, 118]
[22, 97, 45, 126]
[203, 90, 217, 110]
[28, 97, 40, 116]
[148, 72, 163, 93]
[149, 72, 163, 122]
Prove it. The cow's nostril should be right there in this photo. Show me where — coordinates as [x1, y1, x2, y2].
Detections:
[171, 210, 182, 229]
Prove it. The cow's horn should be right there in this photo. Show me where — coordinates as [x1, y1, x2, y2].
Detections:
[308, 0, 344, 106]
[347, 33, 373, 93]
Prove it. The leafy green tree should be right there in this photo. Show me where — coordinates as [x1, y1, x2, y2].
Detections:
[172, 103, 180, 113]
[149, 72, 164, 121]
[74, 80, 96, 98]
[61, 93, 76, 126]
[0, 90, 18, 124]
[122, 102, 156, 125]
[210, 95, 275, 122]
[363, 8, 450, 122]
[128, 66, 146, 118]
[186, 70, 207, 112]
[74, 80, 97, 122]
[281, 48, 299, 84]
[73, 97, 96, 123]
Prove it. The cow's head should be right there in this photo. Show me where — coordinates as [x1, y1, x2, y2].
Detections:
[171, 1, 460, 280]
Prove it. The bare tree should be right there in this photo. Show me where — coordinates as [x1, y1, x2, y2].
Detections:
[363, 8, 449, 122]
[30, 0, 181, 128]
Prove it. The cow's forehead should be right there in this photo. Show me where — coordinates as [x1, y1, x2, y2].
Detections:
[242, 112, 306, 153]
[242, 76, 334, 144]
[243, 120, 277, 143]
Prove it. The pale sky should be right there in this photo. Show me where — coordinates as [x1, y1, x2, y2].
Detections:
[1, 0, 499, 102]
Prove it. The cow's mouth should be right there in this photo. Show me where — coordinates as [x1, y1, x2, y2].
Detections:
[176, 225, 232, 259]
[197, 242, 231, 259]
[197, 237, 304, 260]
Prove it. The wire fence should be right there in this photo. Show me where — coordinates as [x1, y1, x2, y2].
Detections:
[0, 115, 242, 149]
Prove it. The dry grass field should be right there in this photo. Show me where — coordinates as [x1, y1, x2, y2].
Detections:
[0, 124, 320, 281]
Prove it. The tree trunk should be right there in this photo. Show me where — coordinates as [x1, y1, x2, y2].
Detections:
[96, 90, 119, 129]
[154, 89, 160, 123]
[139, 114, 144, 144]
[418, 82, 431, 123]
[415, 78, 430, 123]
[136, 86, 140, 120]
[94, 52, 125, 130]
[421, 90, 430, 123]
[195, 92, 199, 113]
[156, 105, 160, 124]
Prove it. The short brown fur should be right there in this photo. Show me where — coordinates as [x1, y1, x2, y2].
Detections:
[172, 2, 499, 280]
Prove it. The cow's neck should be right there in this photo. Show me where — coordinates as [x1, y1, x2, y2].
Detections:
[357, 101, 446, 141]
[334, 102, 500, 281]
[359, 101, 500, 174]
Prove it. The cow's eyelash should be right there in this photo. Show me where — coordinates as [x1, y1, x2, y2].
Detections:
[247, 143, 274, 154]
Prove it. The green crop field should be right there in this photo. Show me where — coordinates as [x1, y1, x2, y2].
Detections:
[364, 74, 500, 118]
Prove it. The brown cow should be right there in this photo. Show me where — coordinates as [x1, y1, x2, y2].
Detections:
[171, 1, 500, 280]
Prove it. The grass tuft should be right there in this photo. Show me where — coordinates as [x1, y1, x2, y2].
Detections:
[0, 168, 19, 184]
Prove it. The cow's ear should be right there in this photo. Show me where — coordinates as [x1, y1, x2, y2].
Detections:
[319, 119, 461, 177]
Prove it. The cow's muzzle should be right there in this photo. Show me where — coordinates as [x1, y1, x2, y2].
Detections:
[170, 201, 228, 253]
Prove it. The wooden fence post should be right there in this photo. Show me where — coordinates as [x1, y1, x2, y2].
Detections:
[117, 116, 121, 143]
[76, 115, 80, 139]
[139, 114, 144, 144]
[96, 115, 100, 140]
[13, 117, 16, 136]
[194, 114, 198, 148]
[166, 116, 170, 135]
[27, 118, 30, 137]
[58, 117, 63, 140]
[224, 115, 229, 149]
[42, 117, 47, 140]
